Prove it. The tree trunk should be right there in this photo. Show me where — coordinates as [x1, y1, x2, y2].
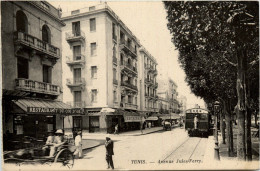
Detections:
[224, 100, 235, 157]
[236, 47, 247, 161]
[220, 109, 226, 144]
[246, 107, 252, 161]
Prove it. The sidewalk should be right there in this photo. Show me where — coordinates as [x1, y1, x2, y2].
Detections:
[82, 126, 164, 140]
[218, 125, 259, 161]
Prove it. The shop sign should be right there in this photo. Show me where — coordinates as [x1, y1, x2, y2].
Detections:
[27, 107, 84, 115]
[124, 115, 142, 122]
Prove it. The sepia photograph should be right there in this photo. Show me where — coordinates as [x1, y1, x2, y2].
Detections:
[1, 1, 259, 170]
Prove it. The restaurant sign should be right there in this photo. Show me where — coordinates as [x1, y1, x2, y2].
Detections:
[27, 107, 84, 115]
[124, 115, 142, 122]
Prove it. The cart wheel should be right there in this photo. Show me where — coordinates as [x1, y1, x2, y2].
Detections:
[54, 149, 74, 168]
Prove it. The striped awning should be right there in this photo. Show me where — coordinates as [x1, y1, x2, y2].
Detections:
[12, 99, 84, 115]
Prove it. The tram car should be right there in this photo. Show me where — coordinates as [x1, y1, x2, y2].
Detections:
[185, 108, 211, 137]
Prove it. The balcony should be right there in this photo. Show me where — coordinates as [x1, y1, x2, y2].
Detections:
[65, 31, 85, 44]
[120, 63, 137, 75]
[15, 78, 60, 96]
[66, 78, 86, 89]
[66, 55, 85, 67]
[14, 31, 60, 59]
[120, 39, 137, 58]
[121, 81, 138, 91]
[67, 101, 86, 108]
[122, 103, 138, 110]
[113, 79, 118, 85]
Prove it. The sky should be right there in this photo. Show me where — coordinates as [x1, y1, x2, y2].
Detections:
[49, 1, 205, 109]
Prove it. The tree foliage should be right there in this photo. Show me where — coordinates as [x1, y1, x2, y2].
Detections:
[164, 1, 259, 107]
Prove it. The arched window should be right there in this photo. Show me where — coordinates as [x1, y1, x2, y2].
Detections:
[16, 10, 28, 33]
[120, 53, 124, 65]
[42, 25, 51, 44]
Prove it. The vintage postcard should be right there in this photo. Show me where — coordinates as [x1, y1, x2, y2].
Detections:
[1, 1, 259, 170]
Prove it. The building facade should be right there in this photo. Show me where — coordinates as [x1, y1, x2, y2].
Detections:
[178, 95, 187, 114]
[1, 1, 74, 142]
[157, 78, 179, 114]
[61, 3, 145, 135]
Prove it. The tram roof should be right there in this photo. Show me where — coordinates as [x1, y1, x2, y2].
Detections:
[185, 108, 209, 114]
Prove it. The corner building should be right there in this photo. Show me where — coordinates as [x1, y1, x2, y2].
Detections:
[61, 3, 145, 135]
[1, 1, 74, 144]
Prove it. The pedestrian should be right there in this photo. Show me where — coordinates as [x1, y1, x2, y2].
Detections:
[114, 124, 119, 135]
[194, 115, 199, 129]
[74, 131, 83, 159]
[49, 129, 66, 157]
[105, 134, 114, 170]
[140, 122, 143, 134]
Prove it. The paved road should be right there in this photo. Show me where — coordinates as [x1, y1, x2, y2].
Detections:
[4, 127, 212, 170]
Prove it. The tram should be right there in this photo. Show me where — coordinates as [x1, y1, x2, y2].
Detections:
[185, 108, 211, 137]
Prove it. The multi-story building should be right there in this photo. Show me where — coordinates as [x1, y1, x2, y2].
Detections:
[139, 47, 158, 114]
[61, 3, 143, 134]
[1, 1, 75, 141]
[157, 77, 179, 114]
[178, 95, 187, 114]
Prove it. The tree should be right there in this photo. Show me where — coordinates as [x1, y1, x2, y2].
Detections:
[164, 1, 259, 160]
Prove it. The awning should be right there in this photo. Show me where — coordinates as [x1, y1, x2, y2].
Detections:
[12, 99, 84, 115]
[123, 111, 142, 122]
[160, 114, 180, 120]
[146, 116, 158, 121]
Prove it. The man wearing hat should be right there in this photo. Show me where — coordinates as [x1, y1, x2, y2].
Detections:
[74, 131, 83, 158]
[49, 129, 66, 157]
[105, 134, 114, 169]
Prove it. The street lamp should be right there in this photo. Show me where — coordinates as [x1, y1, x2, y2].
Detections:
[214, 101, 220, 160]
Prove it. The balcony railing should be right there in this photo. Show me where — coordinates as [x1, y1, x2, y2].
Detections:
[123, 103, 138, 110]
[121, 81, 138, 91]
[65, 31, 85, 43]
[14, 31, 60, 58]
[15, 78, 60, 96]
[67, 101, 86, 108]
[66, 78, 85, 86]
[66, 54, 86, 66]
[121, 63, 137, 75]
[120, 39, 137, 57]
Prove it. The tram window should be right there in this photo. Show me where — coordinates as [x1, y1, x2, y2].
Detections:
[200, 114, 207, 119]
[186, 113, 194, 119]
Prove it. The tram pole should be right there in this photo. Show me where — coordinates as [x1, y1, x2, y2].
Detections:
[214, 101, 220, 161]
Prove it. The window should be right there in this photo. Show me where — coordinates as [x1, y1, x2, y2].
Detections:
[43, 65, 52, 83]
[74, 91, 82, 107]
[42, 25, 51, 44]
[135, 97, 137, 105]
[73, 116, 82, 131]
[17, 57, 28, 79]
[91, 66, 97, 79]
[73, 45, 81, 60]
[113, 90, 117, 102]
[113, 46, 116, 58]
[72, 21, 81, 36]
[16, 10, 28, 33]
[128, 95, 132, 104]
[91, 89, 97, 102]
[89, 6, 95, 11]
[73, 68, 81, 83]
[90, 18, 96, 31]
[91, 43, 97, 56]
[120, 54, 124, 65]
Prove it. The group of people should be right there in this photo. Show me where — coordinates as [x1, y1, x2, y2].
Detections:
[42, 129, 83, 158]
[42, 129, 115, 169]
